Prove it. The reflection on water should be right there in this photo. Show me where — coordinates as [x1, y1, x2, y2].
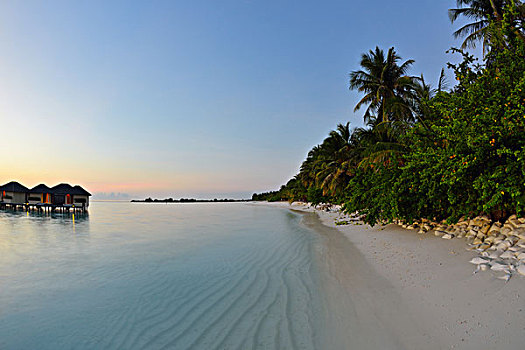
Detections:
[0, 202, 325, 350]
[0, 208, 90, 227]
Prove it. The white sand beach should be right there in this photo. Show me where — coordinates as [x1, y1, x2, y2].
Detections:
[260, 202, 525, 350]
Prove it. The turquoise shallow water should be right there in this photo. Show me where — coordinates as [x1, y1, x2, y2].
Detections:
[0, 202, 326, 349]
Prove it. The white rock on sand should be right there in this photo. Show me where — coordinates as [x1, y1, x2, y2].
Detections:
[469, 256, 489, 264]
[499, 250, 514, 259]
[490, 262, 510, 272]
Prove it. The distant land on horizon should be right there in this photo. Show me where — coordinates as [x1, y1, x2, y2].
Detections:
[131, 197, 251, 203]
[93, 192, 131, 200]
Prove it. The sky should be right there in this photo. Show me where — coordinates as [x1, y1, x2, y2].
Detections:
[0, 0, 477, 199]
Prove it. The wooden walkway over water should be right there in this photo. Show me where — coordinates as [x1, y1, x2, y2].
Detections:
[0, 202, 88, 213]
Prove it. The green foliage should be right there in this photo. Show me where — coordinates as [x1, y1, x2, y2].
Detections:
[306, 187, 328, 205]
[343, 165, 401, 225]
[253, 2, 525, 226]
[401, 39, 525, 221]
[251, 191, 282, 202]
[345, 37, 525, 224]
[349, 47, 418, 125]
[449, 0, 525, 50]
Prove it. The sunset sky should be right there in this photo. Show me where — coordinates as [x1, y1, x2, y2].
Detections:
[0, 1, 473, 199]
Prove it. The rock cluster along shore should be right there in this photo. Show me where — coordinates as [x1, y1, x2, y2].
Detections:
[294, 202, 525, 281]
[396, 215, 525, 281]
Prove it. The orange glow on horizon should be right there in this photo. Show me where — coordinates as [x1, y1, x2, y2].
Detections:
[0, 167, 264, 197]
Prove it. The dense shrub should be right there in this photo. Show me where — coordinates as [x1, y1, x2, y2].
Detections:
[343, 39, 525, 225]
[253, 4, 525, 225]
[400, 41, 525, 222]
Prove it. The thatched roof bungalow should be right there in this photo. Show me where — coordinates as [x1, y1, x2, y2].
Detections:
[50, 183, 91, 208]
[72, 185, 91, 208]
[0, 181, 91, 209]
[0, 181, 29, 204]
[28, 184, 53, 204]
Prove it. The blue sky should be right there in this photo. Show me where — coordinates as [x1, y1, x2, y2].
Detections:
[0, 0, 476, 198]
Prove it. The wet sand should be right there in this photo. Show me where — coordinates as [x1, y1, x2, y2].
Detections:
[301, 212, 436, 349]
[268, 202, 525, 350]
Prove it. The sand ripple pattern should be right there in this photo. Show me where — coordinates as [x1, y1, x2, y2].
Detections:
[0, 204, 324, 350]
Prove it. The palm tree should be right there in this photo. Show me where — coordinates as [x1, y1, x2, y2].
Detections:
[411, 69, 448, 125]
[449, 0, 525, 49]
[349, 47, 417, 125]
[354, 123, 407, 169]
[295, 123, 360, 198]
[298, 145, 323, 189]
[449, 0, 503, 49]
[315, 122, 357, 196]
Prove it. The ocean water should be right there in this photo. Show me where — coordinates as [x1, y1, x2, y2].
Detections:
[0, 202, 328, 349]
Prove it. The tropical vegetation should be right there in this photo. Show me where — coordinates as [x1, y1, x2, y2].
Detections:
[253, 0, 525, 225]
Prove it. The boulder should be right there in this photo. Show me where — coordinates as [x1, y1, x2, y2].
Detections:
[466, 229, 477, 239]
[484, 236, 495, 244]
[500, 226, 513, 235]
[445, 226, 455, 234]
[515, 232, 525, 240]
[506, 236, 519, 245]
[478, 242, 491, 251]
[488, 224, 501, 235]
[494, 235, 505, 244]
[496, 241, 512, 250]
[488, 250, 501, 259]
[479, 223, 491, 234]
[472, 238, 483, 245]
[500, 250, 515, 259]
[470, 257, 489, 264]
[471, 225, 481, 231]
[457, 217, 469, 226]
[434, 230, 446, 237]
[490, 262, 510, 272]
[507, 218, 521, 229]
[496, 273, 512, 282]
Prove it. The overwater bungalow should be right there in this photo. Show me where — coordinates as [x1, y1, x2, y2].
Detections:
[0, 181, 29, 204]
[50, 183, 91, 208]
[28, 184, 53, 205]
[72, 185, 91, 208]
[0, 181, 91, 212]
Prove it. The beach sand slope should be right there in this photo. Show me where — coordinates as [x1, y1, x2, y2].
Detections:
[263, 202, 525, 350]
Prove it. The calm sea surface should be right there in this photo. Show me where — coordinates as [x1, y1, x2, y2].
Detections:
[0, 202, 327, 349]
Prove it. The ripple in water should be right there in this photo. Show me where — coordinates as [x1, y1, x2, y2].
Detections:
[0, 203, 326, 349]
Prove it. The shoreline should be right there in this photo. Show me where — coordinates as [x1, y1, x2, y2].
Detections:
[299, 210, 433, 349]
[259, 202, 525, 350]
